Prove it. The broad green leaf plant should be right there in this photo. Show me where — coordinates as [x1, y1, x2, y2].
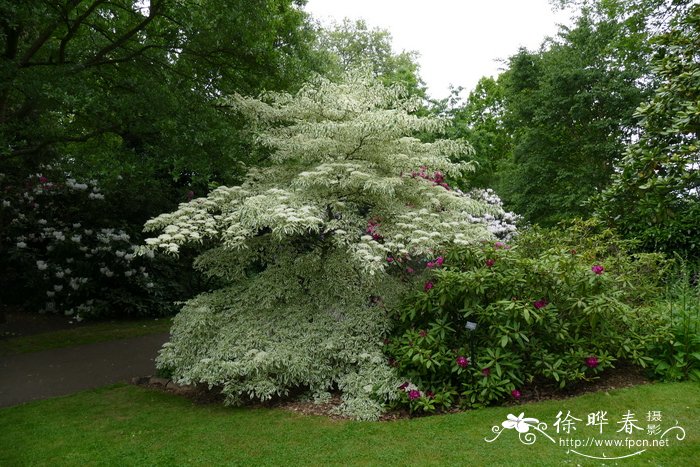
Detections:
[143, 71, 513, 419]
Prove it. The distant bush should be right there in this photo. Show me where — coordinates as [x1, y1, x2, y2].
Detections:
[0, 168, 206, 319]
[387, 220, 670, 412]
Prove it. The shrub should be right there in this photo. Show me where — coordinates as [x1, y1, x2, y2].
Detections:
[0, 168, 203, 319]
[145, 72, 517, 420]
[387, 221, 669, 411]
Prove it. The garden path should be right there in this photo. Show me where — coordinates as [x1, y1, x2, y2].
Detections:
[0, 333, 168, 407]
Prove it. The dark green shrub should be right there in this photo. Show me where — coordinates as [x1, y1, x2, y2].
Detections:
[387, 221, 669, 411]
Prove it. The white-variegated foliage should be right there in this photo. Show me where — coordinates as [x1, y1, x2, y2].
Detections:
[144, 71, 510, 420]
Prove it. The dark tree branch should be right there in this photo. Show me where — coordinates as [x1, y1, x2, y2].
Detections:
[59, 0, 107, 64]
[19, 0, 82, 66]
[9, 126, 119, 158]
[81, 0, 163, 68]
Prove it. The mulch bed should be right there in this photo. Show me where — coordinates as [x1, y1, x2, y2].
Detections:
[134, 363, 651, 421]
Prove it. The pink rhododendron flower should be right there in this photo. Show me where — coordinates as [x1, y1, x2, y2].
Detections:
[585, 356, 599, 368]
[386, 256, 394, 263]
[408, 390, 421, 400]
[485, 258, 495, 268]
[533, 299, 548, 309]
[494, 241, 506, 249]
[427, 261, 435, 268]
[435, 256, 444, 266]
[424, 281, 434, 291]
[511, 389, 521, 400]
[592, 265, 605, 275]
[456, 356, 469, 368]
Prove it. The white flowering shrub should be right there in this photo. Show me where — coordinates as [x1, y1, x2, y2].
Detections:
[146, 71, 517, 419]
[0, 169, 172, 319]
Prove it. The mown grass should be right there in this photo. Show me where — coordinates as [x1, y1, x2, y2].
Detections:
[1, 382, 697, 466]
[0, 318, 172, 356]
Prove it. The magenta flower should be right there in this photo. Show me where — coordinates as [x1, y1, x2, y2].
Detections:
[426, 261, 435, 268]
[386, 256, 394, 263]
[399, 382, 409, 390]
[39, 176, 48, 183]
[533, 299, 548, 309]
[592, 265, 605, 275]
[482, 368, 491, 377]
[485, 258, 495, 268]
[424, 281, 434, 291]
[494, 241, 506, 249]
[585, 356, 599, 368]
[406, 267, 415, 274]
[408, 389, 421, 401]
[456, 356, 469, 368]
[435, 256, 444, 266]
[511, 389, 522, 400]
[419, 329, 428, 338]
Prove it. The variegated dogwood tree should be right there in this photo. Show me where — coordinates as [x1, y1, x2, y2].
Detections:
[143, 71, 516, 419]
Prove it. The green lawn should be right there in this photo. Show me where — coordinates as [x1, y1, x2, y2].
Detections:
[1, 382, 697, 466]
[0, 318, 172, 356]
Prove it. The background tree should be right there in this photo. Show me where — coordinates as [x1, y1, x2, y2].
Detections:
[0, 0, 321, 187]
[0, 0, 324, 313]
[495, 10, 650, 225]
[437, 77, 512, 190]
[595, 3, 700, 257]
[316, 18, 427, 99]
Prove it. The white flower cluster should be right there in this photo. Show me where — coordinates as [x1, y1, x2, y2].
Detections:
[4, 170, 157, 316]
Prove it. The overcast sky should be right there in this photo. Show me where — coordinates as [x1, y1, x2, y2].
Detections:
[304, 0, 574, 99]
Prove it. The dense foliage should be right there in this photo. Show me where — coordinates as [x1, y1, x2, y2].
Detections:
[0, 168, 207, 318]
[0, 0, 324, 316]
[595, 3, 700, 257]
[146, 73, 516, 419]
[387, 220, 670, 412]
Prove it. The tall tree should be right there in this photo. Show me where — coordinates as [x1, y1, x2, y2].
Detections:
[316, 18, 427, 99]
[0, 0, 322, 187]
[495, 10, 651, 225]
[595, 3, 700, 256]
[438, 77, 512, 189]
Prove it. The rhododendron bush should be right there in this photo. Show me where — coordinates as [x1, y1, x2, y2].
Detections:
[387, 220, 671, 413]
[145, 72, 516, 419]
[0, 169, 164, 319]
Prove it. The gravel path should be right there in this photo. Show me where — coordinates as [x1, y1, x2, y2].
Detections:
[0, 333, 168, 407]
